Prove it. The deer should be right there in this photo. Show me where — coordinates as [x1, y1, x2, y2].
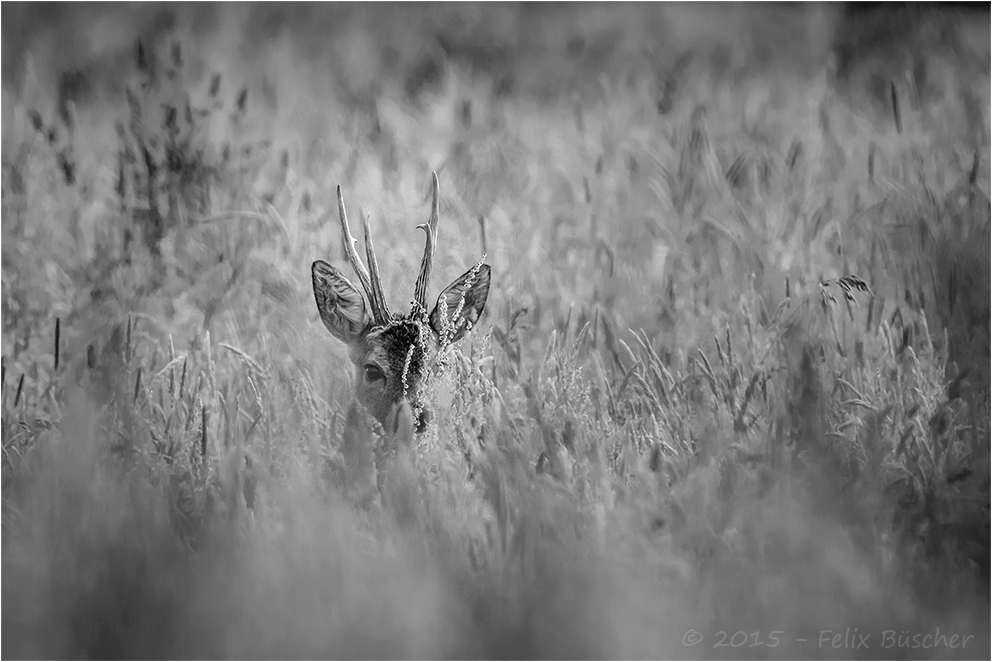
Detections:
[311, 172, 491, 506]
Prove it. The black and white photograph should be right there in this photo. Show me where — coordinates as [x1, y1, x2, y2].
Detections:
[1, 2, 989, 659]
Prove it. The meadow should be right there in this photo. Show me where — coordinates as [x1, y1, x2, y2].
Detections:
[1, 4, 989, 659]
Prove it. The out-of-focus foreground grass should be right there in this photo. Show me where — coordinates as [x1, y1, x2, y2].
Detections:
[1, 4, 989, 659]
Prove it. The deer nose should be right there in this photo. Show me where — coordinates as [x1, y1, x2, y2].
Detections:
[415, 407, 432, 433]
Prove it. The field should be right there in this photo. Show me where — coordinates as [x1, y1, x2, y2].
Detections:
[1, 4, 990, 659]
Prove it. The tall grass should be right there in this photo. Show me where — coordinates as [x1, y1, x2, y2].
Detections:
[2, 4, 989, 659]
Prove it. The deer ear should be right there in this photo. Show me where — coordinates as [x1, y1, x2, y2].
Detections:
[312, 260, 369, 343]
[429, 264, 491, 343]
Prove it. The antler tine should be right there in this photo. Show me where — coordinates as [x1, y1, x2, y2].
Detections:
[413, 171, 440, 310]
[363, 211, 391, 324]
[337, 185, 373, 301]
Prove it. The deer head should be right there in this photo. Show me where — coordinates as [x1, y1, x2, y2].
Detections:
[312, 172, 491, 435]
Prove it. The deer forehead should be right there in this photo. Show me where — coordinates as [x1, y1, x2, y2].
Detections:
[360, 319, 438, 378]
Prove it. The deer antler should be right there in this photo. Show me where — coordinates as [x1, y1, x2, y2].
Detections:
[363, 211, 391, 323]
[337, 185, 390, 324]
[413, 171, 440, 311]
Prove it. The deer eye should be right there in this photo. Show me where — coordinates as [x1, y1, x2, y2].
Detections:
[363, 364, 385, 384]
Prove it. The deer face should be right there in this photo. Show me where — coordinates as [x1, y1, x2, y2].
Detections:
[312, 173, 491, 433]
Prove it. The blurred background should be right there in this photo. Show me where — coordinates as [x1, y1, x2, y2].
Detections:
[2, 3, 989, 659]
